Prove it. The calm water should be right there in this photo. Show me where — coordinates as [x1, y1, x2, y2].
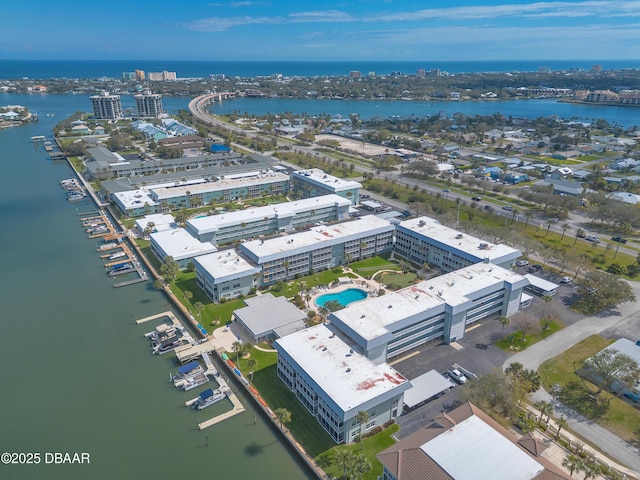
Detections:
[316, 289, 368, 308]
[0, 95, 312, 480]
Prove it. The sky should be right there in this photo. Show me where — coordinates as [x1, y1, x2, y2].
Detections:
[1, 0, 640, 61]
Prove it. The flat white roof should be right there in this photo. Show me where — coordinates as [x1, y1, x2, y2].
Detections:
[332, 263, 525, 342]
[398, 216, 520, 262]
[187, 194, 351, 235]
[524, 274, 558, 292]
[293, 169, 361, 192]
[150, 228, 217, 261]
[403, 370, 454, 409]
[194, 250, 260, 282]
[275, 324, 409, 414]
[421, 414, 543, 480]
[135, 214, 176, 232]
[241, 215, 392, 263]
[152, 171, 289, 200]
[602, 338, 640, 365]
[113, 189, 157, 210]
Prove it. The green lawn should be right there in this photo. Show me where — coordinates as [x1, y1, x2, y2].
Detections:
[496, 321, 564, 352]
[269, 267, 349, 298]
[380, 272, 418, 289]
[316, 424, 400, 480]
[539, 335, 640, 441]
[351, 257, 401, 278]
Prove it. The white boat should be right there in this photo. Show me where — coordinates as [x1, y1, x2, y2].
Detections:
[97, 242, 118, 251]
[193, 388, 227, 410]
[108, 252, 126, 260]
[180, 373, 209, 391]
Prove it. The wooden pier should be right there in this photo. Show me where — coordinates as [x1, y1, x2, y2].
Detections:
[136, 311, 181, 325]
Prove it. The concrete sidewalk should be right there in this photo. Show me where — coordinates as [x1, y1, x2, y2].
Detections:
[505, 283, 640, 475]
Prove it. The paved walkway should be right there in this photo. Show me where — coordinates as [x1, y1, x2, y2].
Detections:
[505, 282, 640, 475]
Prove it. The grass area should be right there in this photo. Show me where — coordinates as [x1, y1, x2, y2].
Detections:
[233, 346, 400, 478]
[350, 257, 401, 278]
[539, 335, 640, 442]
[496, 321, 564, 352]
[68, 155, 85, 172]
[380, 272, 418, 289]
[316, 424, 400, 480]
[269, 267, 350, 299]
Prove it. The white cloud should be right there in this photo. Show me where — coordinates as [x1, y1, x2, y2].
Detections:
[289, 10, 355, 22]
[185, 16, 282, 32]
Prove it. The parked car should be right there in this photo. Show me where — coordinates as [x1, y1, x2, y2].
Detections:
[611, 236, 627, 244]
[585, 235, 600, 243]
[448, 368, 467, 385]
[529, 264, 543, 272]
[547, 218, 559, 224]
[484, 205, 494, 211]
[472, 196, 482, 201]
[560, 276, 573, 284]
[516, 260, 529, 267]
[502, 205, 513, 211]
[443, 188, 450, 192]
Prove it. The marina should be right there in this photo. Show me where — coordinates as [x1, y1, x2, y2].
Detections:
[2, 92, 313, 480]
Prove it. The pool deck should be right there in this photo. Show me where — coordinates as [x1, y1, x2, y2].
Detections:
[309, 268, 381, 310]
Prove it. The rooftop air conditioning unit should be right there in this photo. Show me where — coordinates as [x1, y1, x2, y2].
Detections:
[479, 243, 489, 250]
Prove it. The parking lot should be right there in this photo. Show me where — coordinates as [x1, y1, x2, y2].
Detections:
[393, 263, 586, 439]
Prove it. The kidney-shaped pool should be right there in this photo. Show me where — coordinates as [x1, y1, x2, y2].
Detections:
[315, 288, 368, 308]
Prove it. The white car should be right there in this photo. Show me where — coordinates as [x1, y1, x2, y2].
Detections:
[449, 368, 467, 384]
[516, 260, 529, 267]
[560, 276, 573, 284]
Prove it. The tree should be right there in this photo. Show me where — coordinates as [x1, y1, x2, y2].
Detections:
[563, 454, 583, 477]
[274, 408, 291, 430]
[323, 300, 344, 312]
[247, 358, 257, 382]
[356, 410, 370, 448]
[534, 400, 554, 424]
[232, 341, 243, 363]
[183, 290, 193, 303]
[351, 453, 372, 480]
[334, 449, 352, 479]
[153, 279, 165, 290]
[581, 461, 600, 480]
[560, 222, 571, 241]
[159, 256, 180, 283]
[498, 316, 510, 335]
[193, 301, 204, 322]
[582, 348, 640, 396]
[578, 270, 635, 313]
[556, 415, 569, 440]
[460, 372, 517, 419]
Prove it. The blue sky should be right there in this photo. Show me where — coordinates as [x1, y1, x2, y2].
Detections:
[2, 0, 640, 60]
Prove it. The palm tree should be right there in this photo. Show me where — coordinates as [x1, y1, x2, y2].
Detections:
[274, 408, 291, 430]
[581, 461, 600, 480]
[232, 341, 243, 363]
[563, 454, 583, 477]
[352, 453, 372, 480]
[556, 415, 569, 440]
[356, 410, 370, 448]
[334, 449, 352, 479]
[498, 316, 510, 334]
[505, 362, 523, 378]
[183, 290, 193, 303]
[535, 400, 554, 424]
[560, 222, 571, 241]
[247, 358, 257, 382]
[574, 228, 585, 245]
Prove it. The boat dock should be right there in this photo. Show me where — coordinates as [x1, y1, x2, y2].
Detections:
[136, 311, 181, 326]
[196, 361, 245, 430]
[78, 210, 148, 287]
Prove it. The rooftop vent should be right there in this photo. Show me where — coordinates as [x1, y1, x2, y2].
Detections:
[388, 305, 392, 309]
[418, 220, 426, 227]
[346, 368, 351, 373]
[479, 243, 489, 250]
[455, 233, 463, 239]
[360, 314, 366, 319]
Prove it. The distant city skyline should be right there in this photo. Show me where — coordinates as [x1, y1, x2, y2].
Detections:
[2, 0, 640, 61]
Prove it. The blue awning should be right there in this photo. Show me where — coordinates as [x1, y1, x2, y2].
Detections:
[199, 389, 214, 400]
[178, 361, 199, 374]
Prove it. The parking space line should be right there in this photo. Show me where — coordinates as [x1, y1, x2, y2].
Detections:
[389, 350, 421, 365]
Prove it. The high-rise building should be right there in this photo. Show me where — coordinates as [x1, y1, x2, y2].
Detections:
[122, 72, 136, 80]
[90, 92, 123, 120]
[134, 92, 163, 118]
[147, 71, 177, 81]
[135, 69, 145, 81]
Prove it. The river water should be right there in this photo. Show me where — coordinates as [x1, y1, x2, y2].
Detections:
[0, 93, 312, 480]
[0, 91, 636, 480]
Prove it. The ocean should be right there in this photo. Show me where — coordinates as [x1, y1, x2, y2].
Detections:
[2, 59, 640, 80]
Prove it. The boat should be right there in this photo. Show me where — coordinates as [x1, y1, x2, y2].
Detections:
[107, 252, 127, 260]
[171, 361, 204, 385]
[31, 135, 46, 142]
[180, 372, 209, 391]
[97, 242, 118, 251]
[152, 333, 188, 355]
[192, 388, 227, 410]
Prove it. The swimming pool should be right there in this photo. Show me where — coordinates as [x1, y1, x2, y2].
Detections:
[316, 288, 368, 308]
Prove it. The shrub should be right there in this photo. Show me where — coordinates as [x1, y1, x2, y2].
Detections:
[383, 419, 395, 428]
